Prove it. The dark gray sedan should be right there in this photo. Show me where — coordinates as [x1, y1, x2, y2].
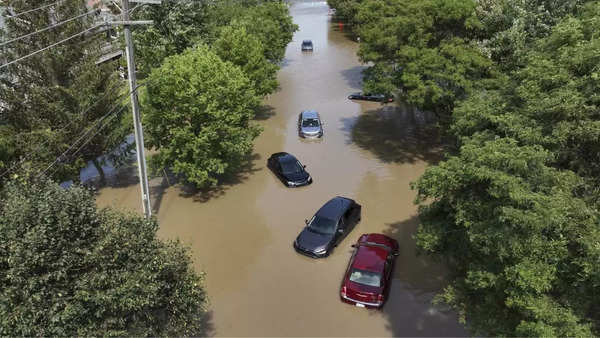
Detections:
[298, 110, 323, 138]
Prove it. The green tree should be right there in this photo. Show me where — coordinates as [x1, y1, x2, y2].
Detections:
[133, 0, 297, 76]
[0, 0, 128, 184]
[132, 0, 210, 76]
[213, 25, 279, 97]
[232, 1, 298, 64]
[414, 3, 600, 335]
[355, 0, 493, 120]
[0, 177, 208, 336]
[327, 0, 363, 28]
[143, 46, 262, 188]
[414, 137, 599, 336]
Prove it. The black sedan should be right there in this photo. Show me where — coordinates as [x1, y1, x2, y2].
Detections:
[348, 92, 394, 103]
[267, 152, 312, 187]
[294, 196, 361, 258]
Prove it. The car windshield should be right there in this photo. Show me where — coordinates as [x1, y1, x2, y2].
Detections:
[364, 241, 392, 251]
[308, 215, 337, 235]
[303, 41, 312, 45]
[349, 268, 382, 287]
[302, 118, 320, 127]
[280, 160, 303, 174]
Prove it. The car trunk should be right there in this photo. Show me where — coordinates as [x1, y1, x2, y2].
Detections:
[346, 281, 382, 304]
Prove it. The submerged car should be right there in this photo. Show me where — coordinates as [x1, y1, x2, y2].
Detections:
[301, 40, 314, 52]
[340, 233, 399, 309]
[348, 92, 394, 103]
[267, 152, 312, 187]
[298, 110, 323, 138]
[293, 197, 361, 258]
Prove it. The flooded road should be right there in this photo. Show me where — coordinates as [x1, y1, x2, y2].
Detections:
[96, 1, 467, 336]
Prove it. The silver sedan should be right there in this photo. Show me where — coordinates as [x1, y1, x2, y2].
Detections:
[298, 110, 323, 138]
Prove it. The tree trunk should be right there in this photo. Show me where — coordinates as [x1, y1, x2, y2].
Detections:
[92, 158, 106, 185]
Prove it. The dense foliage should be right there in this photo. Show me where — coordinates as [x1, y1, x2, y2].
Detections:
[133, 0, 297, 76]
[144, 46, 262, 188]
[329, 0, 600, 335]
[0, 178, 208, 336]
[138, 0, 296, 186]
[0, 0, 128, 184]
[213, 25, 279, 97]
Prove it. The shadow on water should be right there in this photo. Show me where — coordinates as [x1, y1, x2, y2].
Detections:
[178, 152, 262, 203]
[381, 216, 468, 336]
[342, 104, 443, 164]
[254, 105, 276, 121]
[341, 65, 366, 90]
[193, 310, 216, 337]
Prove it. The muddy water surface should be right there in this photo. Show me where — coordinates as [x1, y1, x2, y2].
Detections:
[96, 1, 467, 336]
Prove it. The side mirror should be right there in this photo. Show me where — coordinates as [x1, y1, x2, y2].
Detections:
[351, 244, 357, 248]
[303, 165, 307, 168]
[304, 219, 309, 225]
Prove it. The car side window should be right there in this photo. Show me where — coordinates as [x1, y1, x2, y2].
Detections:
[343, 208, 353, 225]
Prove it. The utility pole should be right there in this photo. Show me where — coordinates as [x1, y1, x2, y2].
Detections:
[118, 0, 159, 218]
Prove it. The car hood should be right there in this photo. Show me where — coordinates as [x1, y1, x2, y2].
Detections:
[296, 228, 333, 252]
[282, 170, 309, 182]
[301, 126, 321, 134]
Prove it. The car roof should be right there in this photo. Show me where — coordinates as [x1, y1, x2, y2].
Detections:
[352, 245, 388, 273]
[271, 152, 296, 162]
[315, 196, 353, 220]
[301, 110, 319, 119]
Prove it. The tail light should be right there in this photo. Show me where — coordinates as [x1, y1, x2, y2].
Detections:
[377, 294, 384, 305]
[341, 286, 347, 297]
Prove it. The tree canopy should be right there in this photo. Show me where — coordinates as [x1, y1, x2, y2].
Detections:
[0, 178, 208, 336]
[0, 0, 128, 184]
[213, 25, 279, 97]
[329, 0, 600, 335]
[133, 0, 297, 77]
[143, 46, 262, 188]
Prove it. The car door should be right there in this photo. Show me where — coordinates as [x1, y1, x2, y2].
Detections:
[338, 208, 354, 241]
[275, 161, 285, 180]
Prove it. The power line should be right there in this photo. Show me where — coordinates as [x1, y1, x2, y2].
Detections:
[0, 24, 103, 70]
[0, 83, 129, 180]
[4, 0, 66, 20]
[0, 9, 100, 48]
[43, 105, 127, 179]
[38, 97, 131, 179]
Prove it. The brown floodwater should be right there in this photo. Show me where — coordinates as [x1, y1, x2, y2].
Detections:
[96, 1, 467, 336]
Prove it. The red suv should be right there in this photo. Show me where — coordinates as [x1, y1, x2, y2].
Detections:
[340, 233, 399, 308]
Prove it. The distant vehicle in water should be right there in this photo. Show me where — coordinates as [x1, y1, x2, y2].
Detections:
[340, 233, 399, 309]
[348, 92, 394, 103]
[298, 110, 323, 138]
[301, 40, 314, 52]
[267, 152, 312, 188]
[293, 197, 361, 258]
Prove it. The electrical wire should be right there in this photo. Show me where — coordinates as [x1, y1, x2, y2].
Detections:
[0, 83, 129, 180]
[37, 84, 144, 179]
[37, 102, 127, 179]
[0, 24, 103, 70]
[0, 9, 100, 48]
[43, 106, 126, 179]
[4, 0, 66, 20]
